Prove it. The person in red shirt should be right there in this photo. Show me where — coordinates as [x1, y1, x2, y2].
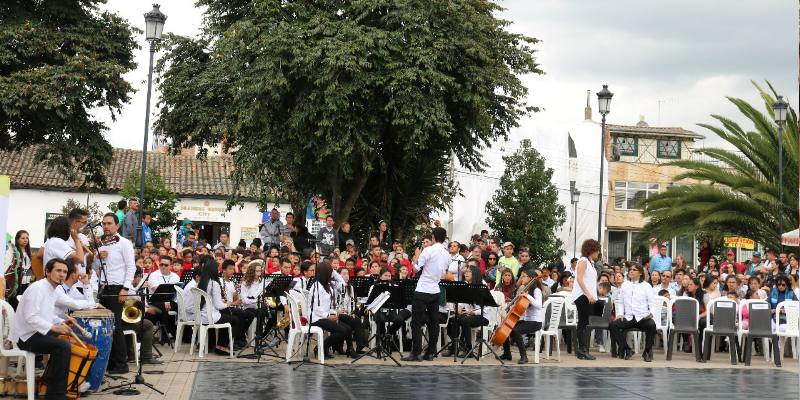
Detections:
[720, 251, 745, 274]
[181, 248, 194, 272]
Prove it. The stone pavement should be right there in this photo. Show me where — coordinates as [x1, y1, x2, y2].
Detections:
[80, 338, 796, 400]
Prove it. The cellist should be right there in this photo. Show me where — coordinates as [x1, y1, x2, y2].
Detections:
[499, 269, 543, 364]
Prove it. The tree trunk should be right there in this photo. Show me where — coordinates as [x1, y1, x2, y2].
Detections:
[338, 168, 370, 226]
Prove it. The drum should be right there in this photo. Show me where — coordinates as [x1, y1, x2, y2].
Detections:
[0, 373, 11, 396]
[72, 309, 114, 391]
[39, 335, 97, 398]
[13, 374, 40, 397]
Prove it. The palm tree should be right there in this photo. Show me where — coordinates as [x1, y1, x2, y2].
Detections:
[635, 81, 798, 252]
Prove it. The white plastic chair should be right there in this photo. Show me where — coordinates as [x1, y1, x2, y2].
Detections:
[285, 292, 324, 363]
[775, 301, 799, 360]
[0, 300, 35, 400]
[174, 289, 194, 353]
[123, 330, 140, 367]
[652, 295, 670, 355]
[466, 292, 504, 359]
[535, 297, 565, 364]
[737, 299, 771, 362]
[189, 287, 234, 358]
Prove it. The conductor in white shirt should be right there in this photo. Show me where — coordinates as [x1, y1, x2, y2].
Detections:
[401, 227, 450, 362]
[609, 264, 658, 362]
[11, 258, 79, 400]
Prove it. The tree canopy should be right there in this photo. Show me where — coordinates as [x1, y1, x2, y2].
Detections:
[0, 1, 138, 188]
[154, 0, 542, 237]
[110, 167, 179, 241]
[485, 139, 565, 266]
[635, 81, 798, 251]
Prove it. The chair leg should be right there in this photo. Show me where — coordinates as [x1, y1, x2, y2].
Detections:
[701, 332, 710, 362]
[744, 336, 753, 366]
[727, 334, 737, 365]
[771, 336, 782, 367]
[534, 333, 540, 364]
[189, 326, 198, 356]
[25, 353, 34, 400]
[666, 331, 675, 361]
[175, 324, 183, 353]
[692, 333, 701, 362]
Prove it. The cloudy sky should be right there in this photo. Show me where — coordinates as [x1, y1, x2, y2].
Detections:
[100, 0, 797, 151]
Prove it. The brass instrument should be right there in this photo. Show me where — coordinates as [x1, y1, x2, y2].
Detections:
[121, 298, 144, 324]
[277, 313, 291, 330]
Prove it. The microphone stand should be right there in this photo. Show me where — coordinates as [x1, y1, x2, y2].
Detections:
[86, 226, 109, 298]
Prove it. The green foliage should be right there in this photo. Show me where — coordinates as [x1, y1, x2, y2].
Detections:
[116, 167, 179, 240]
[60, 198, 105, 233]
[154, 0, 542, 227]
[485, 140, 566, 266]
[0, 1, 139, 188]
[635, 81, 799, 251]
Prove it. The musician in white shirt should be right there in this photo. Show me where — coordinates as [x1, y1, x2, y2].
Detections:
[308, 261, 351, 360]
[182, 268, 202, 322]
[402, 227, 450, 362]
[197, 260, 240, 355]
[122, 268, 164, 365]
[609, 264, 658, 362]
[42, 216, 85, 271]
[146, 255, 181, 340]
[11, 258, 79, 400]
[442, 262, 492, 359]
[220, 259, 253, 346]
[54, 260, 102, 319]
[498, 269, 544, 364]
[91, 213, 136, 374]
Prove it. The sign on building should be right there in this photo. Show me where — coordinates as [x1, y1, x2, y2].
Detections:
[723, 236, 755, 250]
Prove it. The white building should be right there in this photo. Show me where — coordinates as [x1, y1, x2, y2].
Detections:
[0, 147, 290, 248]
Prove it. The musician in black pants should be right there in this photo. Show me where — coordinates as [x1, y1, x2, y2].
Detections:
[93, 213, 136, 375]
[402, 228, 450, 362]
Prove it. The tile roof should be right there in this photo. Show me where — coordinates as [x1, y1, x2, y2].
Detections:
[0, 147, 236, 197]
[606, 124, 705, 140]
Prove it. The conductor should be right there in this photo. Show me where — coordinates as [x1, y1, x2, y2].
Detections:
[401, 227, 450, 362]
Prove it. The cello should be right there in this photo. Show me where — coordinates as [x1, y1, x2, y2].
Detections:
[490, 273, 545, 347]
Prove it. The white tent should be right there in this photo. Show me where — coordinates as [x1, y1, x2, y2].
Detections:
[782, 228, 799, 247]
[435, 122, 608, 266]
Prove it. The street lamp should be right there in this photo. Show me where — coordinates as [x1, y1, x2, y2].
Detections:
[772, 95, 788, 253]
[596, 85, 613, 244]
[136, 4, 167, 249]
[571, 189, 581, 258]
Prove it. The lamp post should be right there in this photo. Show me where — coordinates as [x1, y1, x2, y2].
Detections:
[596, 85, 613, 243]
[136, 4, 167, 249]
[571, 189, 581, 258]
[772, 95, 788, 253]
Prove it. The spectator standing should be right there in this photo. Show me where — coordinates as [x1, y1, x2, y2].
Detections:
[338, 221, 356, 252]
[260, 209, 283, 249]
[317, 215, 339, 257]
[697, 241, 712, 269]
[122, 198, 140, 243]
[213, 232, 234, 251]
[141, 212, 153, 244]
[115, 200, 127, 236]
[496, 242, 520, 284]
[280, 212, 294, 243]
[650, 245, 672, 274]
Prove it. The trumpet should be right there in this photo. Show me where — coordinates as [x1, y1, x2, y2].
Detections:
[121, 298, 144, 324]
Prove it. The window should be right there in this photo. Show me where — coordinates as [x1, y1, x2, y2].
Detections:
[613, 136, 637, 156]
[614, 181, 660, 210]
[568, 134, 577, 158]
[631, 231, 650, 261]
[608, 231, 628, 262]
[657, 140, 681, 159]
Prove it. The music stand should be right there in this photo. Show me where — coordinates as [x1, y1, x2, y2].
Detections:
[350, 276, 374, 298]
[239, 276, 294, 361]
[149, 283, 180, 349]
[435, 280, 472, 362]
[352, 282, 402, 366]
[180, 270, 194, 284]
[459, 284, 503, 364]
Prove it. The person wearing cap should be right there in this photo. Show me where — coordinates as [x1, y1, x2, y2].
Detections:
[339, 240, 356, 262]
[721, 251, 745, 275]
[496, 242, 520, 284]
[747, 251, 764, 274]
[650, 245, 672, 274]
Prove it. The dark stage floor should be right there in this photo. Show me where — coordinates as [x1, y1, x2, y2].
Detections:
[190, 362, 799, 400]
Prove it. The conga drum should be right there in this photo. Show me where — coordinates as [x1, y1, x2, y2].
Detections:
[39, 335, 97, 398]
[72, 309, 114, 391]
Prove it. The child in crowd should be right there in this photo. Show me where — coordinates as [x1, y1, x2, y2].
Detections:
[596, 281, 612, 352]
[657, 289, 670, 327]
[741, 289, 760, 330]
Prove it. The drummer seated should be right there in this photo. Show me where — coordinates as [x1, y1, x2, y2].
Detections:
[11, 258, 79, 400]
[54, 259, 103, 319]
[123, 268, 163, 365]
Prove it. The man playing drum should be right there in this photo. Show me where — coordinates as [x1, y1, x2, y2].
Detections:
[10, 258, 78, 400]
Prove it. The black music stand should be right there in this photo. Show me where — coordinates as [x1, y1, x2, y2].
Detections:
[460, 284, 503, 364]
[435, 280, 471, 362]
[239, 276, 294, 361]
[352, 282, 402, 366]
[180, 270, 194, 284]
[350, 276, 375, 298]
[150, 283, 180, 349]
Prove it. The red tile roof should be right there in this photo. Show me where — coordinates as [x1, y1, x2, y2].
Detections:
[0, 147, 236, 196]
[606, 124, 705, 140]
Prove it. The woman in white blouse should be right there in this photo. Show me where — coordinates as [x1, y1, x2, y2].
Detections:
[198, 260, 241, 355]
[572, 239, 601, 361]
[308, 261, 351, 360]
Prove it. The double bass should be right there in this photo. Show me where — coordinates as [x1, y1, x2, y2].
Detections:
[490, 274, 545, 347]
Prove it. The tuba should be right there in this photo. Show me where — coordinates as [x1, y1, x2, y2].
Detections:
[121, 298, 144, 324]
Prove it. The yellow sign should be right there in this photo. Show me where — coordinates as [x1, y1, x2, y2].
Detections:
[724, 237, 754, 250]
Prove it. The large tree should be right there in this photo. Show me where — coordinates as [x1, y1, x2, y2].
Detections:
[485, 139, 566, 266]
[0, 1, 138, 188]
[635, 82, 798, 251]
[154, 0, 542, 233]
